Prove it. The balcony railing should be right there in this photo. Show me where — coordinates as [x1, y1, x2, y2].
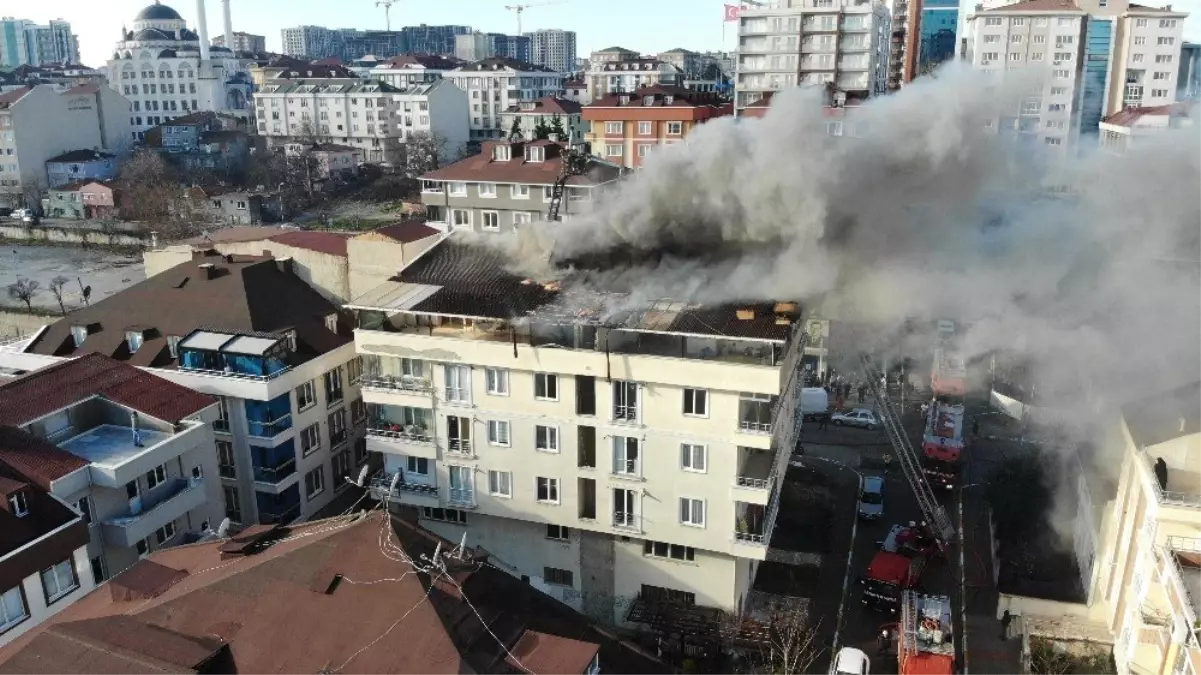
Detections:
[329, 429, 348, 447]
[448, 488, 476, 507]
[1139, 447, 1201, 507]
[613, 406, 638, 423]
[369, 472, 440, 499]
[247, 414, 292, 439]
[360, 375, 432, 393]
[447, 438, 472, 456]
[259, 503, 300, 525]
[105, 477, 202, 526]
[739, 420, 773, 434]
[253, 458, 297, 484]
[218, 464, 236, 479]
[735, 530, 766, 544]
[736, 471, 776, 490]
[612, 512, 641, 532]
[367, 427, 434, 444]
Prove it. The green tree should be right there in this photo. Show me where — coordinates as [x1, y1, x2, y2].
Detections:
[549, 114, 567, 142]
[508, 117, 522, 141]
[532, 115, 551, 140]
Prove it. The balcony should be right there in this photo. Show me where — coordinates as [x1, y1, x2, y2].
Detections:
[734, 448, 777, 505]
[447, 488, 476, 508]
[368, 472, 439, 507]
[366, 426, 436, 459]
[101, 477, 207, 549]
[52, 410, 209, 489]
[446, 437, 473, 458]
[177, 330, 291, 381]
[734, 492, 779, 555]
[613, 511, 641, 533]
[801, 42, 836, 54]
[259, 503, 300, 525]
[359, 354, 433, 403]
[247, 414, 292, 439]
[1139, 445, 1201, 508]
[252, 441, 298, 489]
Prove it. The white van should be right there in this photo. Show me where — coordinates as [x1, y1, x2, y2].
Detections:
[831, 647, 870, 674]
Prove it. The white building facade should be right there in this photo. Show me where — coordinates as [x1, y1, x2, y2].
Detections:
[254, 79, 401, 162]
[446, 57, 566, 141]
[391, 80, 470, 160]
[526, 29, 578, 74]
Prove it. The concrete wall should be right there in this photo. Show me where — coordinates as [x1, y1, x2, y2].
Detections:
[346, 234, 439, 302]
[0, 546, 93, 649]
[0, 310, 52, 341]
[143, 245, 195, 277]
[0, 224, 147, 247]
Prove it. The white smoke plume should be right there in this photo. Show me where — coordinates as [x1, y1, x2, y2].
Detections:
[499, 63, 1200, 417]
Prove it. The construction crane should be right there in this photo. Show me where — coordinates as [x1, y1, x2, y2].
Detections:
[376, 0, 397, 31]
[859, 353, 956, 550]
[504, 0, 568, 35]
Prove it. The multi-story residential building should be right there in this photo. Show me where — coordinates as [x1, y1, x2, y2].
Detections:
[42, 180, 121, 220]
[280, 25, 344, 60]
[0, 63, 107, 93]
[456, 33, 495, 62]
[734, 0, 891, 114]
[418, 139, 622, 232]
[152, 111, 249, 175]
[350, 234, 805, 626]
[254, 74, 402, 162]
[656, 48, 704, 76]
[339, 30, 408, 61]
[585, 57, 683, 105]
[446, 57, 565, 141]
[499, 95, 586, 143]
[919, 0, 959, 74]
[963, 0, 1189, 147]
[0, 354, 225, 598]
[44, 150, 118, 188]
[399, 24, 472, 57]
[1180, 42, 1201, 100]
[888, 0, 921, 89]
[212, 31, 267, 54]
[496, 34, 533, 63]
[390, 80, 470, 159]
[1099, 102, 1192, 153]
[105, 2, 254, 139]
[370, 53, 463, 90]
[8, 250, 370, 528]
[0, 18, 78, 68]
[526, 29, 578, 73]
[0, 427, 92, 649]
[583, 85, 733, 169]
[562, 79, 587, 103]
[589, 46, 640, 64]
[0, 84, 132, 208]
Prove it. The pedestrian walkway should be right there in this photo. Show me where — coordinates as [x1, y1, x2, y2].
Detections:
[965, 614, 1023, 674]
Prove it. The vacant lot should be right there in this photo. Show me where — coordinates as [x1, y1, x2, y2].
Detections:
[0, 245, 144, 313]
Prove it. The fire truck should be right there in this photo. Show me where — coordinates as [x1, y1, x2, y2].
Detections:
[930, 321, 966, 402]
[860, 524, 933, 613]
[921, 401, 965, 491]
[896, 591, 955, 674]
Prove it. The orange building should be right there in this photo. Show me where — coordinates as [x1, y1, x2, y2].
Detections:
[582, 85, 732, 169]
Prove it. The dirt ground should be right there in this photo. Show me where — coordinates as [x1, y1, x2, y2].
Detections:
[0, 245, 144, 313]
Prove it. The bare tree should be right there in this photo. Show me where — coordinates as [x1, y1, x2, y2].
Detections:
[48, 276, 70, 315]
[20, 175, 47, 213]
[118, 149, 180, 223]
[7, 279, 40, 312]
[294, 118, 332, 146]
[245, 148, 316, 217]
[733, 609, 824, 675]
[398, 131, 447, 179]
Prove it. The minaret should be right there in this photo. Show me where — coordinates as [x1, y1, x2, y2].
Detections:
[222, 0, 234, 54]
[195, 0, 211, 60]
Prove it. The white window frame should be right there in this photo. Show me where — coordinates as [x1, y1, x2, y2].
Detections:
[681, 443, 707, 473]
[534, 373, 559, 401]
[637, 121, 652, 135]
[487, 419, 511, 447]
[41, 560, 78, 603]
[547, 524, 570, 541]
[683, 388, 708, 417]
[511, 183, 531, 199]
[478, 182, 497, 198]
[444, 364, 471, 403]
[613, 380, 639, 423]
[536, 476, 560, 504]
[680, 497, 706, 528]
[492, 145, 511, 161]
[612, 436, 640, 477]
[154, 520, 176, 544]
[604, 121, 623, 134]
[488, 470, 512, 498]
[146, 464, 167, 490]
[605, 144, 623, 157]
[485, 367, 509, 395]
[305, 466, 325, 500]
[481, 210, 500, 231]
[300, 422, 321, 456]
[8, 492, 28, 517]
[535, 424, 560, 453]
[407, 456, 429, 475]
[0, 586, 27, 632]
[448, 181, 467, 196]
[451, 208, 472, 228]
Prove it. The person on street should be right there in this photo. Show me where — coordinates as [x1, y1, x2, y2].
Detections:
[1001, 609, 1013, 640]
[818, 414, 828, 432]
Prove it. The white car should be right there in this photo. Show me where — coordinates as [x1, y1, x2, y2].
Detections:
[832, 647, 870, 674]
[832, 408, 880, 430]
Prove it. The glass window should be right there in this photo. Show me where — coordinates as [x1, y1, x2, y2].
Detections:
[305, 466, 325, 499]
[683, 388, 708, 416]
[535, 373, 558, 400]
[487, 420, 510, 446]
[536, 476, 559, 503]
[679, 498, 706, 527]
[488, 470, 512, 497]
[1, 586, 27, 632]
[681, 443, 707, 472]
[485, 368, 509, 395]
[41, 560, 78, 603]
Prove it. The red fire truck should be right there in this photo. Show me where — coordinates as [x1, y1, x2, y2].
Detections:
[860, 524, 933, 613]
[921, 401, 965, 490]
[896, 591, 955, 674]
[930, 321, 966, 401]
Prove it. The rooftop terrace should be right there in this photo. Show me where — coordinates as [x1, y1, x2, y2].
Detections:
[59, 424, 172, 468]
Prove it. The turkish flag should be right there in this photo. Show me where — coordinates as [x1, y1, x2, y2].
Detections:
[724, 4, 742, 21]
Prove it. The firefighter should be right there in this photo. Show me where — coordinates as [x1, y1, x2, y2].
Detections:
[877, 628, 891, 655]
[883, 453, 892, 473]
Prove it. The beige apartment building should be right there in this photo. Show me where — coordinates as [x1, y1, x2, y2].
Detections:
[351, 235, 809, 626]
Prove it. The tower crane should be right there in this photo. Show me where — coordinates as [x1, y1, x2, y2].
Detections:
[504, 0, 568, 34]
[376, 0, 397, 31]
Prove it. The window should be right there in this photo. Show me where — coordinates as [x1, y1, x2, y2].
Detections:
[1057, 17, 1074, 26]
[604, 121, 623, 134]
[544, 566, 573, 586]
[683, 388, 708, 416]
[1134, 36, 1146, 45]
[1048, 103, 1065, 112]
[300, 422, 321, 456]
[511, 184, 530, 199]
[448, 181, 467, 196]
[612, 436, 640, 476]
[1155, 54, 1173, 63]
[487, 420, 511, 446]
[643, 540, 695, 561]
[1153, 71, 1171, 80]
[407, 456, 429, 475]
[984, 17, 1002, 26]
[485, 368, 509, 395]
[305, 466, 325, 499]
[155, 520, 176, 544]
[422, 506, 469, 523]
[41, 560, 77, 603]
[70, 324, 88, 346]
[217, 441, 236, 478]
[526, 146, 545, 162]
[1050, 86, 1068, 96]
[166, 335, 181, 358]
[126, 330, 144, 353]
[1053, 69, 1071, 78]
[329, 409, 348, 447]
[192, 465, 203, 480]
[146, 464, 167, 490]
[1010, 34, 1023, 43]
[7, 491, 28, 518]
[982, 52, 1000, 61]
[1009, 53, 1022, 61]
[1044, 137, 1062, 145]
[1033, 35, 1046, 44]
[324, 368, 344, 405]
[223, 485, 241, 522]
[492, 145, 511, 161]
[680, 498, 706, 527]
[681, 443, 707, 472]
[478, 182, 497, 197]
[536, 425, 560, 453]
[536, 477, 559, 503]
[74, 496, 92, 524]
[547, 524, 570, 540]
[984, 35, 1000, 44]
[445, 365, 471, 402]
[481, 211, 500, 230]
[535, 373, 558, 400]
[136, 537, 151, 559]
[637, 121, 652, 135]
[451, 208, 471, 227]
[1011, 17, 1024, 25]
[0, 586, 26, 633]
[605, 144, 623, 157]
[333, 449, 352, 488]
[1150, 88, 1168, 97]
[666, 121, 683, 135]
[1159, 19, 1177, 28]
[488, 470, 512, 497]
[346, 357, 362, 384]
[351, 398, 366, 423]
[638, 144, 652, 158]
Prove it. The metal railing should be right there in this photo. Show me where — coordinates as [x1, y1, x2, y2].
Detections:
[366, 427, 433, 444]
[735, 530, 766, 544]
[613, 406, 638, 423]
[447, 437, 472, 455]
[253, 458, 297, 484]
[368, 473, 440, 499]
[448, 488, 476, 507]
[736, 471, 776, 490]
[612, 512, 640, 531]
[246, 414, 292, 439]
[260, 503, 300, 525]
[359, 375, 432, 393]
[179, 364, 291, 381]
[739, 420, 773, 434]
[1138, 447, 1201, 507]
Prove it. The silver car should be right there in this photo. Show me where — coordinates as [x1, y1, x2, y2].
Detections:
[832, 408, 879, 430]
[858, 475, 884, 520]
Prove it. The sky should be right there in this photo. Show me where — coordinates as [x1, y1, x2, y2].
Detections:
[32, 0, 744, 68]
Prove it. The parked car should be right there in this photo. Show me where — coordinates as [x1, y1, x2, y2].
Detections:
[832, 408, 879, 430]
[858, 475, 885, 520]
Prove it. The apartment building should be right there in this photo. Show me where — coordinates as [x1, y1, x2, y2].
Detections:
[390, 80, 470, 159]
[44, 149, 117, 189]
[0, 354, 224, 598]
[417, 139, 623, 232]
[499, 95, 587, 143]
[350, 235, 806, 626]
[0, 434, 91, 648]
[280, 25, 343, 59]
[212, 31, 267, 54]
[7, 251, 370, 528]
[0, 85, 132, 208]
[963, 0, 1189, 146]
[254, 75, 402, 162]
[0, 18, 78, 68]
[370, 53, 464, 90]
[919, 0, 960, 74]
[526, 29, 578, 73]
[734, 0, 891, 113]
[399, 24, 472, 57]
[1098, 102, 1192, 154]
[584, 58, 684, 105]
[446, 57, 566, 141]
[1180, 43, 1200, 100]
[582, 85, 733, 169]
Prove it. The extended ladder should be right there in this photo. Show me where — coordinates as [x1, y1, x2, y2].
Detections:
[546, 146, 589, 222]
[859, 353, 956, 549]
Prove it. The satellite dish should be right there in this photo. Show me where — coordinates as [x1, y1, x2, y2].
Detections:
[216, 517, 232, 538]
[355, 465, 369, 487]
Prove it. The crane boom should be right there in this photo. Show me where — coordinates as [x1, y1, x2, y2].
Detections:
[504, 0, 568, 34]
[859, 353, 956, 549]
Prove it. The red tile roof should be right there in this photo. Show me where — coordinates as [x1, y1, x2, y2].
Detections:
[0, 353, 215, 427]
[370, 220, 442, 243]
[268, 230, 351, 256]
[508, 631, 600, 674]
[1102, 103, 1190, 126]
[0, 426, 87, 489]
[506, 95, 583, 116]
[62, 83, 101, 95]
[982, 0, 1083, 11]
[383, 53, 463, 70]
[422, 140, 623, 186]
[0, 87, 32, 108]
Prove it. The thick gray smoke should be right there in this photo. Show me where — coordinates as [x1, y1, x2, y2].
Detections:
[500, 63, 1201, 422]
